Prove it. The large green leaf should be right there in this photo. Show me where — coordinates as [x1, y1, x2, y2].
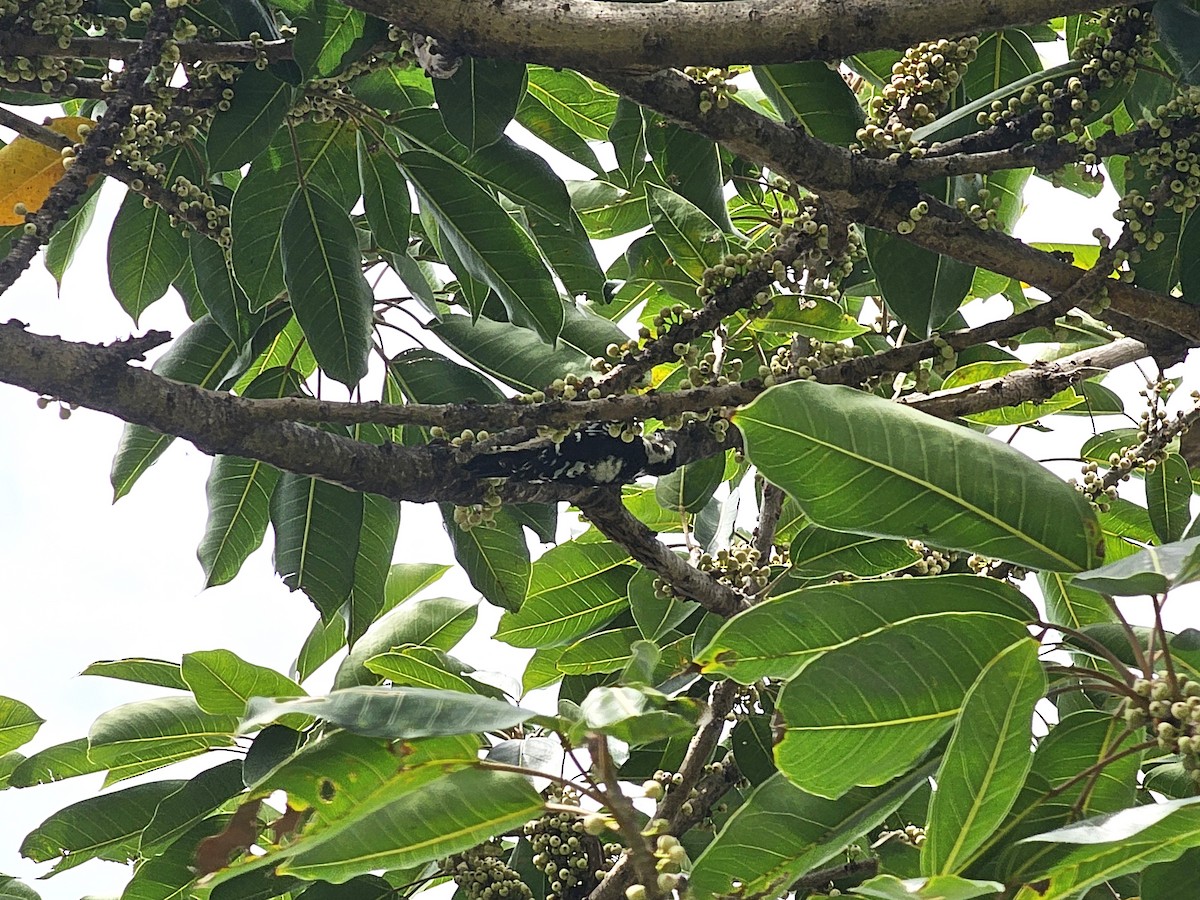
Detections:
[434, 58, 526, 151]
[1014, 800, 1200, 900]
[80, 658, 188, 690]
[345, 490, 402, 646]
[293, 0, 367, 79]
[644, 182, 729, 282]
[788, 525, 919, 578]
[87, 698, 239, 783]
[753, 62, 863, 145]
[774, 613, 1031, 797]
[279, 766, 542, 881]
[107, 146, 195, 321]
[1072, 534, 1200, 595]
[182, 649, 305, 716]
[230, 120, 359, 309]
[111, 316, 238, 500]
[516, 91, 604, 174]
[734, 381, 1103, 572]
[365, 647, 476, 693]
[357, 130, 410, 254]
[197, 455, 281, 588]
[270, 470, 364, 620]
[242, 686, 537, 738]
[8, 738, 102, 787]
[334, 594, 477, 688]
[431, 314, 593, 393]
[189, 227, 264, 348]
[688, 766, 933, 900]
[441, 504, 532, 613]
[20, 780, 185, 875]
[398, 149, 563, 342]
[43, 179, 101, 289]
[281, 182, 373, 386]
[1147, 452, 1191, 544]
[696, 574, 1035, 684]
[964, 29, 1042, 101]
[206, 66, 293, 172]
[0, 698, 41, 757]
[524, 66, 616, 141]
[139, 759, 246, 854]
[865, 227, 974, 338]
[494, 540, 632, 648]
[921, 639, 1044, 874]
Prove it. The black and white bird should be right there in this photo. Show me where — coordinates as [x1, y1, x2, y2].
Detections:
[465, 422, 677, 485]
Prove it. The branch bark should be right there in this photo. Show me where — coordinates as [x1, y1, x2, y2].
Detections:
[342, 0, 1133, 71]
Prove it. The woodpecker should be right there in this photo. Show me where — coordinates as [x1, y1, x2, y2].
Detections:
[465, 422, 676, 485]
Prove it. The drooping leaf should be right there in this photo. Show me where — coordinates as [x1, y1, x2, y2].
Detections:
[399, 149, 563, 342]
[0, 698, 41, 757]
[733, 381, 1103, 572]
[1146, 452, 1191, 544]
[111, 316, 238, 500]
[139, 759, 247, 854]
[434, 58, 526, 151]
[281, 182, 373, 386]
[357, 129, 410, 254]
[441, 505, 532, 614]
[189, 228, 264, 347]
[270, 470, 364, 620]
[865, 227, 974, 338]
[644, 182, 729, 282]
[43, 178, 101, 289]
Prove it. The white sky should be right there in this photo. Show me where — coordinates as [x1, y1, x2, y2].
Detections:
[1, 121, 1198, 899]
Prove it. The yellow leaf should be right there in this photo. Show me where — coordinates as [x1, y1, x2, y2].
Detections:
[0, 116, 94, 225]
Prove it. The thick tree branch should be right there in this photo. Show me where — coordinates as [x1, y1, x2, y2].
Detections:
[597, 68, 1200, 347]
[343, 0, 1131, 71]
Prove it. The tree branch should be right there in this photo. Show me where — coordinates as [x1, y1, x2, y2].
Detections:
[342, 0, 1132, 71]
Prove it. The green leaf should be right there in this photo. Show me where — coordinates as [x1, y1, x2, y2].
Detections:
[964, 30, 1042, 101]
[182, 649, 305, 715]
[696, 574, 1035, 684]
[242, 686, 537, 738]
[1153, 0, 1200, 84]
[431, 314, 593, 393]
[628, 567, 697, 641]
[87, 697, 240, 781]
[20, 780, 185, 874]
[299, 0, 372, 77]
[231, 120, 359, 309]
[365, 647, 476, 693]
[941, 361, 1084, 426]
[644, 182, 729, 282]
[558, 628, 645, 675]
[649, 121, 733, 231]
[753, 63, 863, 145]
[107, 146, 196, 321]
[515, 92, 604, 174]
[609, 97, 650, 187]
[1072, 534, 1200, 595]
[0, 876, 39, 900]
[922, 639, 1044, 874]
[434, 58, 526, 151]
[357, 130, 410, 254]
[1014, 800, 1200, 900]
[43, 179, 101, 289]
[281, 182, 373, 386]
[866, 227, 975, 338]
[789, 525, 920, 579]
[8, 739, 101, 788]
[189, 230, 264, 347]
[0, 698, 41, 757]
[441, 505, 532, 614]
[346, 490, 402, 645]
[1147, 452, 1191, 544]
[197, 455, 281, 588]
[688, 766, 933, 900]
[754, 294, 869, 342]
[570, 179, 651, 239]
[524, 66, 616, 141]
[399, 149, 563, 341]
[774, 614, 1031, 797]
[277, 767, 543, 882]
[1037, 571, 1115, 631]
[206, 66, 293, 172]
[494, 540, 633, 648]
[270, 470, 364, 620]
[350, 64, 434, 110]
[1180, 206, 1200, 304]
[528, 210, 606, 302]
[733, 381, 1103, 572]
[80, 658, 188, 690]
[139, 759, 246, 853]
[111, 316, 238, 499]
[334, 594, 477, 688]
[578, 685, 698, 745]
